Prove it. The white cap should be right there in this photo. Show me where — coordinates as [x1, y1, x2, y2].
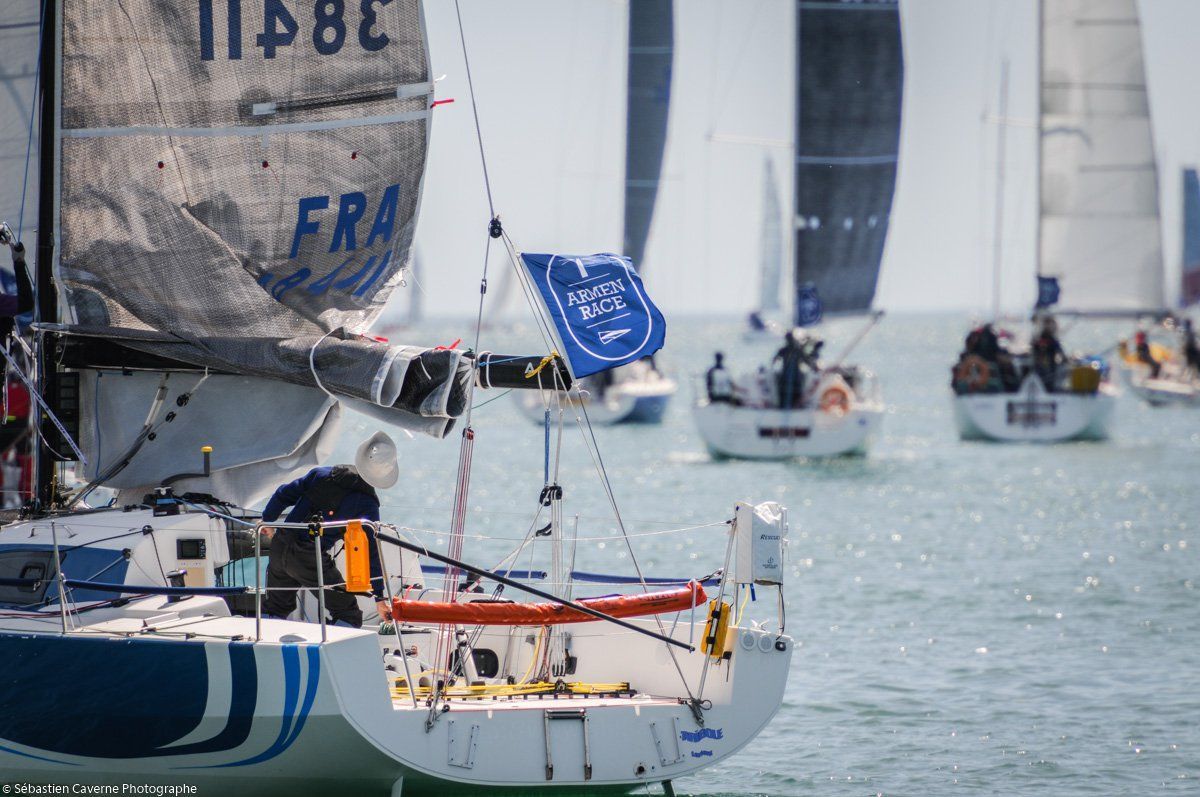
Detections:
[355, 431, 399, 490]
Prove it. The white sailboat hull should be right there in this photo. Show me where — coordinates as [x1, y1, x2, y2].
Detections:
[953, 376, 1115, 442]
[1117, 360, 1200, 407]
[0, 508, 789, 794]
[515, 377, 678, 426]
[693, 401, 882, 459]
[0, 617, 790, 795]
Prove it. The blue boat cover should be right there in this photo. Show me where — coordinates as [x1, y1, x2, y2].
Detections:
[520, 253, 666, 378]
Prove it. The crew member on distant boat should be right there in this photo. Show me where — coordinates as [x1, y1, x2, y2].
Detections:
[261, 432, 398, 627]
[706, 352, 735, 404]
[1032, 316, 1066, 391]
[1134, 330, 1161, 379]
[1181, 320, 1200, 374]
[773, 331, 806, 408]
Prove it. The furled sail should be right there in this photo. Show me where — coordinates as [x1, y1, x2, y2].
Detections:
[622, 0, 673, 270]
[1182, 169, 1200, 308]
[793, 0, 903, 320]
[1038, 0, 1164, 314]
[758, 156, 783, 315]
[0, 2, 40, 245]
[55, 0, 468, 437]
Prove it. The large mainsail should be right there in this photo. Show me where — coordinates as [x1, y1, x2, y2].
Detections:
[0, 3, 40, 244]
[793, 0, 903, 321]
[622, 0, 673, 270]
[41, 0, 468, 501]
[1182, 168, 1200, 308]
[1038, 0, 1164, 314]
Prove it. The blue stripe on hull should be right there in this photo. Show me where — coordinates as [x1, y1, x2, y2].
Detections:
[0, 633, 317, 766]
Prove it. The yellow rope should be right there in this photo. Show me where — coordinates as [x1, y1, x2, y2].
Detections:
[391, 679, 632, 701]
[514, 626, 545, 686]
[736, 584, 751, 625]
[524, 350, 560, 379]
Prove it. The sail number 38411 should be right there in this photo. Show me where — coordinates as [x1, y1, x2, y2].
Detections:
[199, 0, 393, 61]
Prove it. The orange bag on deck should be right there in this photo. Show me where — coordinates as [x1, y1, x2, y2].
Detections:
[391, 582, 708, 626]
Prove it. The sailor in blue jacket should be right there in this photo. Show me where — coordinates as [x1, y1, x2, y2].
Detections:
[262, 432, 398, 627]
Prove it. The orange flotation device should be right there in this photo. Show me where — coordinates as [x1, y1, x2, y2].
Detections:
[955, 354, 990, 392]
[818, 385, 851, 414]
[390, 582, 707, 626]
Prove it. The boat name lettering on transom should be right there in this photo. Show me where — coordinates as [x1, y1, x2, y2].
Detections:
[680, 727, 723, 743]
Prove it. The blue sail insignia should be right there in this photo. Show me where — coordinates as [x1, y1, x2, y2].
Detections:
[520, 253, 667, 378]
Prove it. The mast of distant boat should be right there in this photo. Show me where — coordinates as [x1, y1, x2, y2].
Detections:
[991, 58, 1009, 322]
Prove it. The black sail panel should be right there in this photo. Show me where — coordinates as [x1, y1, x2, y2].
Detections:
[623, 0, 673, 270]
[794, 0, 903, 320]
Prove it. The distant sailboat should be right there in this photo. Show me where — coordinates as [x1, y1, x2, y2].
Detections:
[695, 0, 902, 460]
[1116, 168, 1200, 406]
[517, 0, 677, 426]
[952, 0, 1166, 438]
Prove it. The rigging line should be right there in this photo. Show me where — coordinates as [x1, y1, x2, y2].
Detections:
[453, 0, 496, 218]
[566, 386, 702, 707]
[395, 519, 727, 543]
[0, 343, 84, 462]
[113, 0, 192, 207]
[468, 387, 511, 412]
[500, 232, 558, 353]
[307, 329, 340, 399]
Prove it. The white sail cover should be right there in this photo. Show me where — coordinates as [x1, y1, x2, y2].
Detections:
[55, 0, 468, 437]
[0, 2, 40, 244]
[1039, 0, 1164, 313]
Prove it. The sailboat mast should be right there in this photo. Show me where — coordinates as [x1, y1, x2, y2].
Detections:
[1034, 0, 1044, 283]
[991, 58, 1010, 321]
[34, 0, 59, 509]
[791, 0, 801, 328]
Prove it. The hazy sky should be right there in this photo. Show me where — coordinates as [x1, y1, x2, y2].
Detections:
[396, 0, 1200, 322]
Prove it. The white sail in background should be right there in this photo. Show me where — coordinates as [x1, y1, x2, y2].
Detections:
[1039, 0, 1164, 313]
[0, 3, 40, 243]
[758, 156, 783, 314]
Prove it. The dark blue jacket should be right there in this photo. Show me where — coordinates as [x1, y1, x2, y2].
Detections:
[262, 466, 384, 598]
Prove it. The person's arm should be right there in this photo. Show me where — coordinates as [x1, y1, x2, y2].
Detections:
[261, 470, 312, 523]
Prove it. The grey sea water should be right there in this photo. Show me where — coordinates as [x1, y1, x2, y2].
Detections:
[334, 314, 1199, 796]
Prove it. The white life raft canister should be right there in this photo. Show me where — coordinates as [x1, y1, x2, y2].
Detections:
[733, 501, 787, 586]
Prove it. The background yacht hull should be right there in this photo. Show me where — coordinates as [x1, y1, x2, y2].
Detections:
[693, 402, 883, 459]
[953, 381, 1115, 442]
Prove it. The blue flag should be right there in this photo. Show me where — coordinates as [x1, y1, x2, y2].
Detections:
[795, 282, 823, 327]
[520, 253, 667, 378]
[1036, 276, 1060, 308]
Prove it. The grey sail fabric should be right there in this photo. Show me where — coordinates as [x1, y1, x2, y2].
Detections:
[55, 0, 467, 435]
[622, 0, 673, 270]
[1038, 0, 1163, 314]
[0, 2, 41, 243]
[794, 0, 903, 318]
